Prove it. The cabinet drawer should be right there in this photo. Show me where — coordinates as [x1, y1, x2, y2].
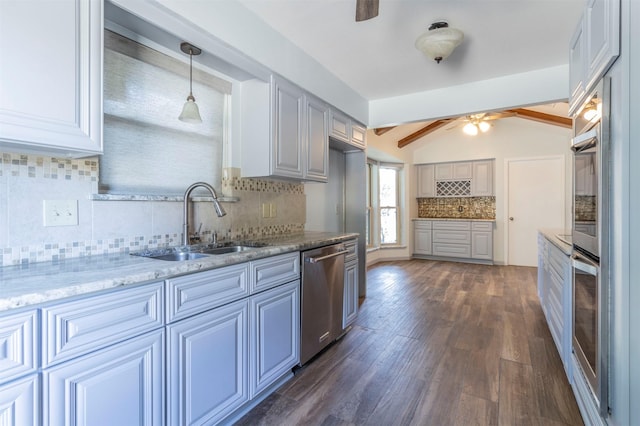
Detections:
[250, 252, 300, 294]
[432, 243, 471, 258]
[432, 230, 471, 245]
[548, 247, 569, 278]
[432, 221, 471, 231]
[344, 239, 358, 263]
[471, 222, 493, 231]
[42, 282, 164, 367]
[167, 263, 250, 323]
[0, 309, 37, 383]
[413, 220, 432, 230]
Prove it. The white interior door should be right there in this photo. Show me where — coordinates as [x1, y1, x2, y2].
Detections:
[507, 156, 565, 266]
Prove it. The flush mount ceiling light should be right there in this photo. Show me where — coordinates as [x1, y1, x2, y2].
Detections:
[415, 21, 464, 64]
[178, 42, 203, 124]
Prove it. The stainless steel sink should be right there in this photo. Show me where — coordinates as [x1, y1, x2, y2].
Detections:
[131, 242, 266, 261]
[147, 252, 210, 261]
[199, 246, 252, 255]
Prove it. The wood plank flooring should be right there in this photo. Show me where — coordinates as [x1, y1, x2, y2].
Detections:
[236, 260, 583, 426]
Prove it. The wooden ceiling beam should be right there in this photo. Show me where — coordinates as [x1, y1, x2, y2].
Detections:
[506, 108, 572, 128]
[373, 126, 396, 136]
[397, 119, 453, 148]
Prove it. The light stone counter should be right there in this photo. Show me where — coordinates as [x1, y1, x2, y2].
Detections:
[539, 229, 573, 256]
[0, 232, 358, 311]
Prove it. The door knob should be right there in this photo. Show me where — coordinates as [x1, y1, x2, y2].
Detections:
[509, 217, 514, 221]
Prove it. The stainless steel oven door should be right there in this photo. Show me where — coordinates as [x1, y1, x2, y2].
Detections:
[572, 251, 608, 415]
[571, 126, 599, 258]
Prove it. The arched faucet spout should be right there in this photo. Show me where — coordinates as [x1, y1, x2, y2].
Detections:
[183, 182, 226, 245]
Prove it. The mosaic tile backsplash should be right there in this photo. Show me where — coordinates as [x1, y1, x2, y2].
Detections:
[0, 153, 305, 266]
[417, 196, 496, 219]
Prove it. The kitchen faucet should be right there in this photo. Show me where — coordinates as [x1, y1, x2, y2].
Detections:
[183, 182, 226, 245]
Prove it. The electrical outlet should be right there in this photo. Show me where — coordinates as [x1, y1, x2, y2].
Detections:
[270, 203, 277, 218]
[43, 200, 78, 226]
[262, 203, 270, 218]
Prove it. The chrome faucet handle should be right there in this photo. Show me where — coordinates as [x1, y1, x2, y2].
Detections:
[211, 232, 218, 245]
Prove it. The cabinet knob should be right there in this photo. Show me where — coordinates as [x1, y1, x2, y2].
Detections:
[509, 217, 514, 221]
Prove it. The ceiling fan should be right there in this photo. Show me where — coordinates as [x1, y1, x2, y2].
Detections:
[447, 112, 515, 135]
[356, 0, 379, 21]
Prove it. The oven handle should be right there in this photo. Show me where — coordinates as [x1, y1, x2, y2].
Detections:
[571, 127, 598, 151]
[572, 253, 598, 275]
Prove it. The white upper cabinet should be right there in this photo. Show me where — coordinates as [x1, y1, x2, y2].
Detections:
[241, 75, 328, 182]
[304, 95, 329, 182]
[416, 164, 436, 197]
[329, 109, 367, 149]
[0, 0, 102, 157]
[435, 162, 472, 180]
[471, 160, 494, 196]
[569, 0, 620, 114]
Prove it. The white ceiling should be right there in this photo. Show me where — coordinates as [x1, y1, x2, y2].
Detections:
[237, 0, 583, 102]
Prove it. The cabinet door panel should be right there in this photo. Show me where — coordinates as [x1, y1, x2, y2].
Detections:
[435, 163, 453, 180]
[585, 0, 619, 90]
[168, 300, 248, 426]
[44, 329, 164, 426]
[414, 228, 432, 255]
[250, 282, 299, 397]
[305, 96, 329, 181]
[350, 124, 366, 148]
[343, 262, 359, 328]
[416, 165, 435, 197]
[0, 0, 102, 155]
[471, 231, 493, 260]
[471, 161, 494, 196]
[0, 310, 37, 383]
[272, 78, 304, 178]
[453, 162, 473, 179]
[329, 110, 350, 143]
[569, 15, 586, 113]
[0, 374, 39, 426]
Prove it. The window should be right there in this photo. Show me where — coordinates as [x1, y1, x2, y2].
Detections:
[101, 30, 232, 195]
[366, 160, 403, 248]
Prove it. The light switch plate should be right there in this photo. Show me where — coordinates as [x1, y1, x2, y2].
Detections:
[43, 200, 78, 226]
[262, 203, 270, 218]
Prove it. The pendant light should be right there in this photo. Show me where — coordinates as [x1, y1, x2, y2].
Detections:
[178, 42, 203, 124]
[415, 21, 464, 64]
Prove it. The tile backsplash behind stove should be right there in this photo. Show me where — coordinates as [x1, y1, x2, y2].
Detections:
[418, 196, 496, 219]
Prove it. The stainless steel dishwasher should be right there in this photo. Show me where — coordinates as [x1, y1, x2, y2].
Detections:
[300, 243, 349, 365]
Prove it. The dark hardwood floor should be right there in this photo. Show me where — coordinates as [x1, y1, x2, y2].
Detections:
[236, 259, 583, 426]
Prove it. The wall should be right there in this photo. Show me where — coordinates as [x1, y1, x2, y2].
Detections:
[0, 153, 305, 267]
[367, 116, 572, 265]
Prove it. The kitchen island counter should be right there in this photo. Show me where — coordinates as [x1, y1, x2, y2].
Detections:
[0, 231, 357, 311]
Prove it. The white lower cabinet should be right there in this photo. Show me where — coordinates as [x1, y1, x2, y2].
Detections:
[168, 299, 249, 426]
[0, 375, 39, 425]
[250, 281, 299, 398]
[343, 261, 359, 329]
[413, 220, 493, 263]
[43, 329, 165, 426]
[413, 221, 433, 255]
[537, 232, 572, 379]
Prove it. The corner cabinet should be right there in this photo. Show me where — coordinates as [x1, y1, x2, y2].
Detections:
[568, 0, 620, 114]
[241, 75, 328, 182]
[0, 0, 103, 157]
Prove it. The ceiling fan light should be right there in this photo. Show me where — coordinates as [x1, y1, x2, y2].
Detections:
[415, 22, 464, 63]
[463, 122, 478, 136]
[478, 121, 491, 132]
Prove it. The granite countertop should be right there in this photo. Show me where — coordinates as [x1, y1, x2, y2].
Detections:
[413, 218, 496, 222]
[0, 232, 358, 312]
[539, 229, 572, 255]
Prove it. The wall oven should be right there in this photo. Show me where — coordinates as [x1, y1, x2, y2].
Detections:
[571, 78, 610, 417]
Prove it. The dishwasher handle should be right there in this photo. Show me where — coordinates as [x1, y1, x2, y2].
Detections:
[305, 249, 349, 263]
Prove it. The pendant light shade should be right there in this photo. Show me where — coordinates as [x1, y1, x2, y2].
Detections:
[415, 21, 464, 64]
[179, 42, 202, 124]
